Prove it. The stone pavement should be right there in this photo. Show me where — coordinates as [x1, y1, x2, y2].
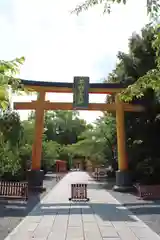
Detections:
[4, 171, 160, 240]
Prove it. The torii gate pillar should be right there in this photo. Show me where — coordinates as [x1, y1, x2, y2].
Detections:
[113, 95, 132, 192]
[27, 92, 45, 191]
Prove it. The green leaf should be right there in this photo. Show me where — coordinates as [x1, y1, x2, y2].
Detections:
[0, 100, 9, 110]
[15, 57, 25, 64]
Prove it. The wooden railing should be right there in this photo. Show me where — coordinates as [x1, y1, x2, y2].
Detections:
[0, 181, 28, 201]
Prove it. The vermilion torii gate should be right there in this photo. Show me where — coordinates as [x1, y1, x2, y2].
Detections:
[14, 77, 144, 191]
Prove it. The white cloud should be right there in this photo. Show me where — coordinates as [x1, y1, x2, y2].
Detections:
[1, 0, 148, 122]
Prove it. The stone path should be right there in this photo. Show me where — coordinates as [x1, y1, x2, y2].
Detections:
[4, 171, 160, 240]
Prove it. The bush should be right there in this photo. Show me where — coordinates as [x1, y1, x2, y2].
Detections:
[41, 141, 60, 173]
[135, 157, 160, 184]
[0, 144, 22, 181]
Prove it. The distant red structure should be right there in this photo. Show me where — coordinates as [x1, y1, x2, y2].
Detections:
[55, 160, 67, 181]
[56, 160, 67, 173]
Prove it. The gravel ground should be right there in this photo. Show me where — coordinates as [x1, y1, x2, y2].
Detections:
[97, 178, 160, 236]
[0, 173, 59, 240]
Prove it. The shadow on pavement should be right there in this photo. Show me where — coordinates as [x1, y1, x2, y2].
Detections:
[28, 202, 137, 222]
[123, 202, 160, 215]
[0, 192, 41, 218]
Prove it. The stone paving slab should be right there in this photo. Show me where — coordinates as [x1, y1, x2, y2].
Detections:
[4, 171, 160, 240]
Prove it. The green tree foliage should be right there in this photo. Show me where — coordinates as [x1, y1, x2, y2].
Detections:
[44, 110, 87, 145]
[0, 57, 25, 109]
[0, 108, 91, 180]
[41, 141, 61, 172]
[67, 114, 116, 167]
[0, 57, 27, 180]
[0, 111, 24, 180]
[106, 24, 158, 101]
[106, 24, 160, 183]
[21, 120, 35, 145]
[0, 143, 21, 181]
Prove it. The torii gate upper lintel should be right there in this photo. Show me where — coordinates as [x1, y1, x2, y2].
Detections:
[14, 78, 144, 191]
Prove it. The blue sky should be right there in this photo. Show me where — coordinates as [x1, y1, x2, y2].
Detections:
[1, 0, 148, 122]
